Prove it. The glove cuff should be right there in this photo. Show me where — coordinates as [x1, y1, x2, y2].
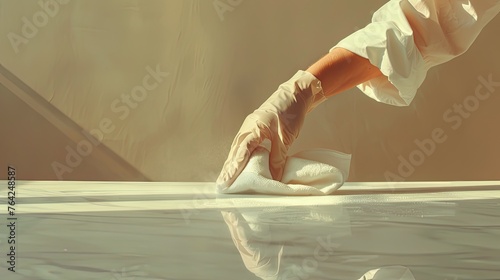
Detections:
[291, 70, 327, 113]
[257, 70, 327, 115]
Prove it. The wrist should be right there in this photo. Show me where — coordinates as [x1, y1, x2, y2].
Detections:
[297, 70, 327, 113]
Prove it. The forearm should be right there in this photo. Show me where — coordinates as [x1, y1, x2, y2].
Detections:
[306, 47, 383, 98]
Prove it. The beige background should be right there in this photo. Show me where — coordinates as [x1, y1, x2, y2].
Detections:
[0, 0, 499, 182]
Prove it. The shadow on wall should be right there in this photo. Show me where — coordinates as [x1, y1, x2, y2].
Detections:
[0, 64, 148, 181]
[0, 81, 147, 181]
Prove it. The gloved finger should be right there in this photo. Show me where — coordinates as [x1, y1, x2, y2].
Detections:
[216, 122, 268, 189]
[216, 133, 254, 190]
[268, 133, 289, 182]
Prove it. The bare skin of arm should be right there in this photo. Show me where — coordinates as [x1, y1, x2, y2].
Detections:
[306, 47, 383, 98]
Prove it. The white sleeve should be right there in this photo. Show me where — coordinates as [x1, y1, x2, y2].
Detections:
[330, 0, 500, 106]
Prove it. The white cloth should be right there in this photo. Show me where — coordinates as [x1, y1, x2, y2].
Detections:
[216, 146, 351, 195]
[331, 0, 500, 106]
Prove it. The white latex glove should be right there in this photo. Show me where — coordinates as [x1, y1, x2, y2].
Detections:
[216, 70, 326, 191]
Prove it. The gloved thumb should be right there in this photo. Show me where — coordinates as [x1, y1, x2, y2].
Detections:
[268, 135, 289, 182]
[216, 124, 264, 190]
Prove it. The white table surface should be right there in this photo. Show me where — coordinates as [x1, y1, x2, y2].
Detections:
[1, 180, 499, 280]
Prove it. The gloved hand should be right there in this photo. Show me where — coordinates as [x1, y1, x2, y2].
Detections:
[216, 70, 327, 191]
